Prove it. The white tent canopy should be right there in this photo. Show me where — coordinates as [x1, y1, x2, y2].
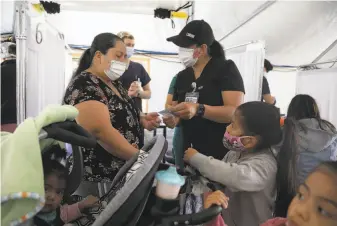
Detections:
[2, 1, 337, 66]
[55, 0, 337, 66]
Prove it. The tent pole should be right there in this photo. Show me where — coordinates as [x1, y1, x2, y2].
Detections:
[218, 0, 277, 42]
[15, 2, 27, 124]
[311, 38, 337, 63]
[299, 60, 337, 68]
[187, 1, 195, 22]
[225, 41, 260, 51]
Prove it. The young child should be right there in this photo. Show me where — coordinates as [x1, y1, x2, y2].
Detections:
[184, 102, 297, 226]
[262, 161, 337, 226]
[34, 145, 100, 226]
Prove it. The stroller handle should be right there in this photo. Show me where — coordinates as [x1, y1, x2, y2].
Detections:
[161, 205, 223, 226]
[40, 121, 97, 148]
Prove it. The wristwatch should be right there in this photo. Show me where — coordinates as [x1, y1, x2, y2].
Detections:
[196, 104, 205, 117]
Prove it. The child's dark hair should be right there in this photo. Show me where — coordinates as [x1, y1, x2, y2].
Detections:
[287, 94, 336, 133]
[237, 102, 298, 218]
[42, 145, 68, 180]
[237, 102, 282, 150]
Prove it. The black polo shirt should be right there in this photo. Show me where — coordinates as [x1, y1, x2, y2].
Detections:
[120, 61, 151, 111]
[173, 58, 245, 160]
[261, 76, 271, 101]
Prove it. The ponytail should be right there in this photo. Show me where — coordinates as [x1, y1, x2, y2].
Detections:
[74, 48, 92, 77]
[274, 117, 298, 217]
[209, 40, 225, 60]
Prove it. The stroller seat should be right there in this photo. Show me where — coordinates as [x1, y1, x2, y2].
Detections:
[1, 105, 96, 226]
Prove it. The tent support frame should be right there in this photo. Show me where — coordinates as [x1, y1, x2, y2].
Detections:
[311, 38, 337, 63]
[218, 1, 277, 42]
[299, 60, 337, 68]
[15, 2, 27, 124]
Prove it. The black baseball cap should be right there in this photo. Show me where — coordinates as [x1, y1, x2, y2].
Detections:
[167, 20, 215, 48]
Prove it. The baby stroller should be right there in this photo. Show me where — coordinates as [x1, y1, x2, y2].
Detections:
[66, 141, 223, 225]
[1, 105, 223, 226]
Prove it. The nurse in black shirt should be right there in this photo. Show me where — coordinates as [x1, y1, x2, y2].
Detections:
[261, 59, 276, 105]
[163, 20, 245, 160]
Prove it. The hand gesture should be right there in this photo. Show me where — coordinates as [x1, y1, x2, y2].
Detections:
[170, 102, 198, 120]
[128, 81, 142, 97]
[183, 148, 199, 162]
[204, 191, 229, 209]
[78, 195, 100, 211]
[142, 112, 161, 131]
[162, 114, 178, 129]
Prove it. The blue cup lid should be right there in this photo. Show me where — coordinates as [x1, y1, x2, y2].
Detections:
[155, 166, 185, 186]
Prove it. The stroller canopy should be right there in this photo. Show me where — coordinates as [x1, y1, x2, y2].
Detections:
[1, 105, 95, 226]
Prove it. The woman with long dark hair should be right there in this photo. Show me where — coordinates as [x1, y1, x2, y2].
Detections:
[63, 33, 160, 196]
[287, 94, 336, 183]
[274, 94, 337, 217]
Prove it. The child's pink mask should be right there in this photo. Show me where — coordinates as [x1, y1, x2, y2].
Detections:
[223, 131, 249, 152]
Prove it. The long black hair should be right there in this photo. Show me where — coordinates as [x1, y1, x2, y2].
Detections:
[74, 33, 122, 76]
[274, 117, 298, 217]
[208, 40, 225, 60]
[237, 102, 298, 217]
[287, 94, 336, 133]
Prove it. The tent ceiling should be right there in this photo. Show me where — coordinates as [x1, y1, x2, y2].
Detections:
[2, 0, 336, 66]
[194, 1, 337, 65]
[60, 0, 189, 14]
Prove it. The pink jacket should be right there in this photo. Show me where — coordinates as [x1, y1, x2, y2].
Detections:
[60, 203, 82, 223]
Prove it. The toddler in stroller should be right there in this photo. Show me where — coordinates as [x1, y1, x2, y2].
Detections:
[1, 105, 98, 226]
[34, 145, 101, 226]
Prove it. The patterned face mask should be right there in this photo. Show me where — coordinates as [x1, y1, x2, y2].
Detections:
[222, 131, 250, 152]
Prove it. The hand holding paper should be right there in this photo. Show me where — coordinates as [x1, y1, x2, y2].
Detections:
[158, 110, 178, 129]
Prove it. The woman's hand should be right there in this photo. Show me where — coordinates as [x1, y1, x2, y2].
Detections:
[162, 114, 178, 129]
[141, 112, 161, 131]
[184, 148, 199, 162]
[170, 102, 198, 120]
[204, 191, 229, 209]
[128, 81, 142, 97]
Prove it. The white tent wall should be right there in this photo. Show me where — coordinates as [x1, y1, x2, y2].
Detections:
[226, 42, 265, 103]
[0, 1, 15, 34]
[25, 6, 69, 118]
[266, 71, 297, 114]
[147, 57, 183, 112]
[296, 68, 337, 127]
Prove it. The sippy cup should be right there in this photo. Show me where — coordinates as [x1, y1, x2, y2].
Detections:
[155, 166, 185, 200]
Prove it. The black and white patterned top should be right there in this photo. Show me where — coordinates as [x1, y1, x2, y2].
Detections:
[63, 71, 144, 182]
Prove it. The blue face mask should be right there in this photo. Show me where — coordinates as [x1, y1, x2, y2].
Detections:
[126, 47, 134, 58]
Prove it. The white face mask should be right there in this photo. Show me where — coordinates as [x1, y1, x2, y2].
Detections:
[126, 47, 134, 58]
[178, 47, 198, 67]
[105, 60, 127, 81]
